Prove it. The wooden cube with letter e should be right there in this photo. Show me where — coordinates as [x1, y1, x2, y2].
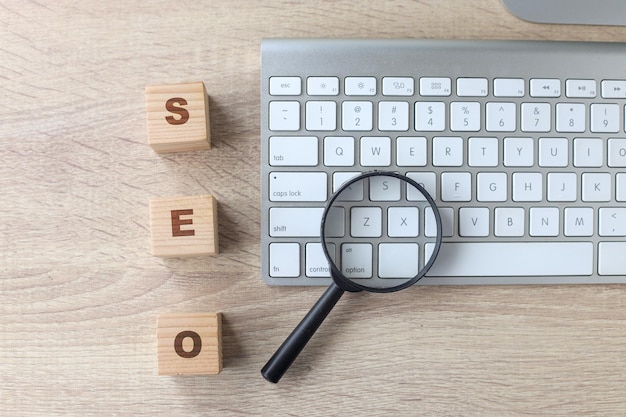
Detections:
[157, 313, 222, 375]
[146, 81, 211, 153]
[149, 195, 219, 257]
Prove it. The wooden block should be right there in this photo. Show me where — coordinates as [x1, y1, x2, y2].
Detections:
[146, 81, 210, 153]
[149, 195, 218, 257]
[157, 313, 222, 375]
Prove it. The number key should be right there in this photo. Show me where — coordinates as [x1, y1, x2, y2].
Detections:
[556, 103, 586, 133]
[342, 101, 373, 131]
[521, 103, 551, 132]
[591, 103, 620, 133]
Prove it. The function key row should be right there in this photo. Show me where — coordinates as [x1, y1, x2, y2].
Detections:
[269, 76, 626, 99]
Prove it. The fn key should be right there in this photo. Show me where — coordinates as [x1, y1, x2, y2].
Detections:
[269, 243, 300, 277]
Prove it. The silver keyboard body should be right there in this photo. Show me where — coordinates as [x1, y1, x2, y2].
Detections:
[261, 39, 626, 286]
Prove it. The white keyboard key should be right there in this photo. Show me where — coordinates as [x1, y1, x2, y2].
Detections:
[504, 137, 534, 167]
[382, 77, 414, 96]
[521, 103, 551, 132]
[426, 242, 593, 277]
[477, 172, 507, 202]
[456, 78, 488, 97]
[307, 77, 339, 95]
[415, 102, 445, 131]
[574, 138, 603, 167]
[608, 138, 626, 167]
[494, 78, 525, 97]
[539, 137, 569, 167]
[599, 208, 626, 236]
[591, 103, 620, 133]
[566, 79, 597, 98]
[407, 172, 437, 201]
[618, 173, 626, 201]
[360, 136, 391, 166]
[269, 101, 300, 131]
[324, 136, 355, 166]
[351, 207, 382, 237]
[598, 242, 626, 275]
[601, 80, 626, 99]
[306, 243, 332, 277]
[582, 173, 611, 202]
[547, 172, 577, 202]
[433, 136, 463, 166]
[270, 77, 301, 95]
[486, 102, 516, 132]
[513, 172, 543, 202]
[345, 77, 377, 96]
[378, 243, 420, 278]
[378, 101, 409, 131]
[420, 77, 451, 96]
[529, 207, 559, 237]
[459, 207, 490, 237]
[305, 101, 336, 131]
[342, 101, 373, 131]
[341, 243, 372, 278]
[468, 137, 498, 167]
[333, 172, 363, 198]
[269, 207, 325, 237]
[494, 207, 525, 237]
[564, 207, 593, 237]
[450, 102, 481, 131]
[269, 136, 318, 166]
[388, 207, 419, 237]
[396, 136, 427, 166]
[324, 207, 346, 238]
[369, 175, 401, 201]
[530, 78, 561, 97]
[441, 172, 472, 202]
[269, 243, 300, 277]
[556, 103, 586, 133]
[426, 207, 454, 238]
[269, 172, 327, 202]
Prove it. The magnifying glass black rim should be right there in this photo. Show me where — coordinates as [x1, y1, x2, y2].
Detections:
[320, 171, 443, 294]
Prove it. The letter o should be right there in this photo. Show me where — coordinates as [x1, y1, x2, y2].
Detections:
[174, 330, 202, 358]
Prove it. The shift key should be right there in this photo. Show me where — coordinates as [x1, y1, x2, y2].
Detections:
[269, 172, 327, 201]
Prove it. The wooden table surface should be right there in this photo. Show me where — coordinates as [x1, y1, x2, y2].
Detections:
[2, 1, 626, 415]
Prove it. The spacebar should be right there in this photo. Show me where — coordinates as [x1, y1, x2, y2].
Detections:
[426, 242, 593, 277]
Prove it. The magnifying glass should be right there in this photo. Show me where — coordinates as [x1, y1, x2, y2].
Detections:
[261, 171, 442, 383]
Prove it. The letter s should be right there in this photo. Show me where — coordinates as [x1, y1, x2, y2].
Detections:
[165, 97, 190, 125]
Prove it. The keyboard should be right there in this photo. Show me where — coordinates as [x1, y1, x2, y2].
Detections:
[260, 39, 626, 286]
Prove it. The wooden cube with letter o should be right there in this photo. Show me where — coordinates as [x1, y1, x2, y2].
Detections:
[145, 81, 211, 153]
[157, 313, 222, 375]
[149, 195, 219, 257]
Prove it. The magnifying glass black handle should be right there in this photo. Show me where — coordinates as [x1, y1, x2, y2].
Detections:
[261, 283, 345, 383]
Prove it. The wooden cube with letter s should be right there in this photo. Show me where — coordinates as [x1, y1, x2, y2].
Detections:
[145, 81, 211, 153]
[149, 195, 219, 257]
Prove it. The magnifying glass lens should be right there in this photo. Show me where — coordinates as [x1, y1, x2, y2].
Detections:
[321, 172, 442, 292]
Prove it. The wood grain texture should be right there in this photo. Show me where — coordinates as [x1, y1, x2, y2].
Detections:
[2, 1, 626, 416]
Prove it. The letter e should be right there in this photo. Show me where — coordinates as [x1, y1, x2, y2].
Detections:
[171, 209, 195, 237]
